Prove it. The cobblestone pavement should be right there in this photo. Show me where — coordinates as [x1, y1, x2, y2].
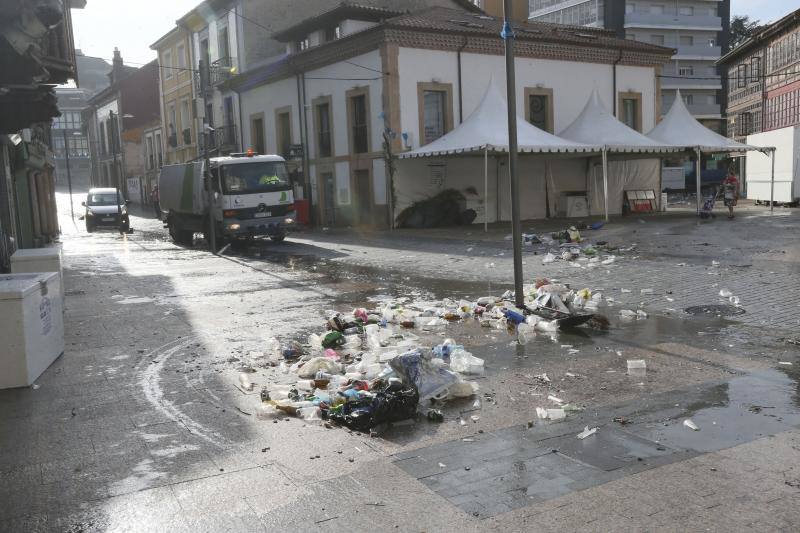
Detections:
[1, 193, 799, 532]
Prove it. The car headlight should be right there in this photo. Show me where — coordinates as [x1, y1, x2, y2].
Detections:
[228, 223, 241, 230]
[284, 218, 294, 224]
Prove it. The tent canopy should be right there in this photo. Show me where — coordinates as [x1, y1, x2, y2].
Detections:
[647, 90, 768, 152]
[559, 88, 677, 153]
[399, 78, 599, 158]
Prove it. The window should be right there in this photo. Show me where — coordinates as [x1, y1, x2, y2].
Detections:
[650, 35, 665, 45]
[679, 35, 694, 46]
[163, 50, 173, 79]
[180, 100, 192, 145]
[316, 102, 332, 158]
[251, 116, 265, 155]
[678, 65, 694, 76]
[350, 94, 369, 154]
[99, 121, 107, 155]
[176, 44, 186, 70]
[423, 91, 447, 144]
[626, 3, 635, 14]
[155, 132, 163, 166]
[618, 92, 642, 132]
[526, 88, 554, 133]
[751, 57, 761, 81]
[683, 94, 694, 105]
[650, 5, 664, 15]
[146, 136, 154, 169]
[708, 38, 716, 47]
[325, 26, 341, 42]
[276, 110, 292, 158]
[737, 64, 747, 88]
[295, 38, 309, 52]
[679, 6, 693, 16]
[168, 104, 177, 142]
[218, 25, 229, 59]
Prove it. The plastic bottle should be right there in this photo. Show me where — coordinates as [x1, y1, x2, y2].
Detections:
[518, 323, 535, 345]
[503, 308, 526, 325]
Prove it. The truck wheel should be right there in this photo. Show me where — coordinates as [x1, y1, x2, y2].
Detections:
[85, 221, 94, 233]
[169, 220, 193, 245]
[271, 234, 286, 243]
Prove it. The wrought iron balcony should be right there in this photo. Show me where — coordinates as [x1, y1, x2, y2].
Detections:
[210, 57, 236, 86]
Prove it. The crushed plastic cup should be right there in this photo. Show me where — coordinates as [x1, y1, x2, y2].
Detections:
[640, 288, 654, 295]
[719, 288, 733, 298]
[729, 296, 740, 306]
[601, 256, 616, 265]
[238, 373, 254, 391]
[517, 323, 535, 345]
[620, 309, 638, 319]
[449, 349, 485, 375]
[534, 319, 558, 332]
[683, 419, 700, 431]
[627, 359, 647, 378]
[576, 426, 598, 440]
[542, 253, 556, 265]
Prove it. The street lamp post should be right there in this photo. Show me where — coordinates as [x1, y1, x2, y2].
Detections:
[502, 0, 524, 308]
[63, 129, 76, 220]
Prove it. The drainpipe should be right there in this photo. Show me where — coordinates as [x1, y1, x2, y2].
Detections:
[294, 71, 312, 226]
[612, 49, 623, 117]
[457, 36, 468, 123]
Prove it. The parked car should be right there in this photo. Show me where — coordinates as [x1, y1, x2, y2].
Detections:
[82, 188, 130, 232]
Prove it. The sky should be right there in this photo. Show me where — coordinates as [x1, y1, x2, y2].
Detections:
[71, 0, 800, 68]
[71, 0, 200, 66]
[731, 0, 800, 24]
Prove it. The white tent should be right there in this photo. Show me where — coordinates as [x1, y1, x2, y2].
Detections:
[559, 88, 680, 219]
[401, 78, 599, 158]
[398, 79, 600, 229]
[647, 91, 776, 212]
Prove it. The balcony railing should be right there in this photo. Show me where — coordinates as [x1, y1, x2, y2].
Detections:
[673, 45, 721, 59]
[664, 100, 722, 117]
[210, 57, 236, 86]
[214, 124, 238, 152]
[625, 13, 722, 30]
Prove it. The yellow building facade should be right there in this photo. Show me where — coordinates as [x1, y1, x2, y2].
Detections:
[151, 27, 199, 165]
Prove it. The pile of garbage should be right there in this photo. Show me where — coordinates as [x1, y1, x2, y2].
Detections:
[254, 281, 611, 432]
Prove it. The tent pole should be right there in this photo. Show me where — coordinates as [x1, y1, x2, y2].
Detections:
[695, 147, 702, 215]
[770, 148, 775, 214]
[484, 147, 489, 232]
[602, 148, 609, 222]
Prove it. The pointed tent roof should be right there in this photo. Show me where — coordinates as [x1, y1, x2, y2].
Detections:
[559, 88, 677, 153]
[399, 78, 599, 158]
[647, 90, 766, 152]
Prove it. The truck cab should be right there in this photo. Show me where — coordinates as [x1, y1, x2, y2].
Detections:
[209, 154, 296, 242]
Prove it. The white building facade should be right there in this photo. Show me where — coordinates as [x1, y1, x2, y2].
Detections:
[529, 0, 730, 133]
[233, 5, 672, 227]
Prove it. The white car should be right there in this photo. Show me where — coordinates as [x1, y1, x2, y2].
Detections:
[82, 188, 130, 232]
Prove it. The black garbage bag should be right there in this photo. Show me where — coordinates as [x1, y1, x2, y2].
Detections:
[324, 381, 419, 430]
[396, 189, 474, 228]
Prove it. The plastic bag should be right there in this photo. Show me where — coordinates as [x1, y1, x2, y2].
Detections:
[389, 350, 460, 402]
[542, 253, 556, 264]
[298, 357, 341, 378]
[449, 349, 484, 374]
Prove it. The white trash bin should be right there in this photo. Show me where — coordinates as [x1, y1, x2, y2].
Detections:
[0, 272, 64, 389]
[11, 246, 63, 299]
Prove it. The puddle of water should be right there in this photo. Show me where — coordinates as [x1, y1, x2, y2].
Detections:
[624, 369, 800, 453]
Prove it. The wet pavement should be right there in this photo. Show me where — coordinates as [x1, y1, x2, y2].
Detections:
[1, 189, 799, 531]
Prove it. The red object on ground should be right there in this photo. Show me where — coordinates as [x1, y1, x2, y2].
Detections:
[295, 199, 310, 224]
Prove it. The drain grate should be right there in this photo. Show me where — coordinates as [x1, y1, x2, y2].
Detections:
[684, 304, 745, 317]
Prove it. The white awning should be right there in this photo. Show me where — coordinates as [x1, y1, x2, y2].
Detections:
[559, 88, 679, 153]
[647, 90, 770, 153]
[399, 78, 599, 159]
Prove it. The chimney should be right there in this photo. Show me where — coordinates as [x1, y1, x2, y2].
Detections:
[111, 47, 124, 83]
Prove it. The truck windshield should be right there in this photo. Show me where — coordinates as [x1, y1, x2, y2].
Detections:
[88, 193, 119, 206]
[221, 162, 290, 194]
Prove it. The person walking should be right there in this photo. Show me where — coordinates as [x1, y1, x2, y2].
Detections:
[151, 184, 160, 219]
[721, 169, 740, 219]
